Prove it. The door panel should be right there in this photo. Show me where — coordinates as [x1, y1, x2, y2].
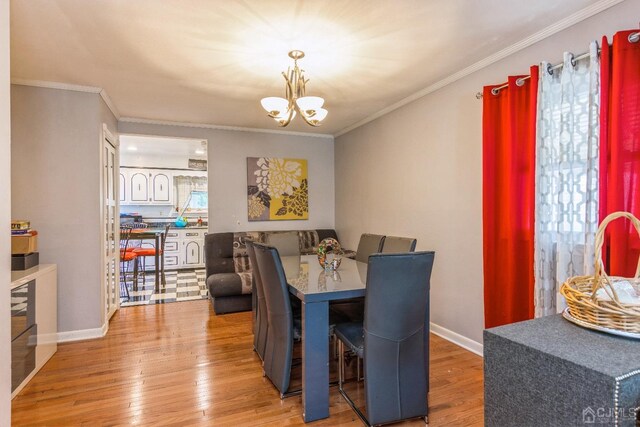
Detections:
[184, 241, 200, 265]
[130, 172, 149, 202]
[119, 172, 126, 202]
[103, 131, 118, 322]
[152, 173, 171, 203]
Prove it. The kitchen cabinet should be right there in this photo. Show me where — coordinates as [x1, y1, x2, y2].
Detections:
[159, 228, 205, 270]
[120, 168, 174, 205]
[138, 228, 206, 271]
[119, 172, 126, 202]
[184, 241, 201, 266]
[152, 173, 171, 203]
[129, 171, 149, 203]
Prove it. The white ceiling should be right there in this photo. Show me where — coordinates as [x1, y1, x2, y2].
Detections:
[10, 0, 610, 135]
[120, 135, 206, 157]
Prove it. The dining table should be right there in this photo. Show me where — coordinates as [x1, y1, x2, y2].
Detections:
[129, 227, 167, 286]
[281, 254, 368, 423]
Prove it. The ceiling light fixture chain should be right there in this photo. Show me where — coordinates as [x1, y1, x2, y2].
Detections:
[260, 50, 327, 127]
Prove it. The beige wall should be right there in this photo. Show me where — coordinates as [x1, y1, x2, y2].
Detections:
[0, 0, 11, 422]
[335, 0, 640, 346]
[11, 85, 117, 334]
[118, 121, 335, 232]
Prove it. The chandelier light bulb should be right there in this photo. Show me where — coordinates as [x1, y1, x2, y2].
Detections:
[296, 96, 325, 113]
[312, 108, 328, 122]
[261, 97, 289, 116]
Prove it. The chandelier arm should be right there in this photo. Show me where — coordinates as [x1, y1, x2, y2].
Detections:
[277, 106, 296, 127]
[297, 105, 320, 127]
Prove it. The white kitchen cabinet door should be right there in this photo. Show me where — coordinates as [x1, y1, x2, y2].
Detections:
[152, 172, 172, 204]
[119, 171, 127, 203]
[184, 240, 201, 266]
[130, 171, 149, 203]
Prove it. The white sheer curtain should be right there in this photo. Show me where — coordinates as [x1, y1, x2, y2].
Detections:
[534, 41, 600, 317]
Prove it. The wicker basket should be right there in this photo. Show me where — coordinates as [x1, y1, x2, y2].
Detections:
[560, 211, 640, 334]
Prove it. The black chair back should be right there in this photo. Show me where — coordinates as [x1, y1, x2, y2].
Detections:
[381, 236, 417, 253]
[363, 251, 435, 425]
[247, 241, 268, 361]
[253, 242, 294, 395]
[355, 233, 386, 263]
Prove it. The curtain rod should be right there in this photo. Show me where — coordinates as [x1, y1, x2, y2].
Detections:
[475, 30, 639, 99]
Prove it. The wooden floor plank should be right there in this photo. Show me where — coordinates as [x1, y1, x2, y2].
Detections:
[12, 300, 483, 426]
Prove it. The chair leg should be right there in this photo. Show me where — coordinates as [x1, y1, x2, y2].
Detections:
[337, 339, 371, 426]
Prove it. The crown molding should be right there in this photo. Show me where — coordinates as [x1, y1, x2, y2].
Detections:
[11, 78, 102, 93]
[11, 78, 121, 119]
[10, 78, 331, 137]
[119, 117, 334, 139]
[98, 89, 120, 119]
[334, 0, 625, 137]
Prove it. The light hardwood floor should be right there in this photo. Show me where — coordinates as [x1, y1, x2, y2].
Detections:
[11, 300, 483, 426]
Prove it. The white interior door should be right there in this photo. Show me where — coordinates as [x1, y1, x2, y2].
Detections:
[103, 126, 119, 322]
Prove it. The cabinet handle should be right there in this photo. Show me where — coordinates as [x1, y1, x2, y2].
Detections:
[192, 249, 195, 256]
[160, 184, 163, 191]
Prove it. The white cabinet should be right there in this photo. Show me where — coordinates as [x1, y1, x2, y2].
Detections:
[158, 228, 206, 270]
[121, 168, 174, 205]
[129, 171, 149, 203]
[119, 172, 126, 202]
[182, 230, 205, 268]
[152, 173, 171, 203]
[184, 241, 201, 266]
[163, 230, 181, 269]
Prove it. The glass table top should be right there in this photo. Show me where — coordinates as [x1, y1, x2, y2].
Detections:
[282, 255, 368, 303]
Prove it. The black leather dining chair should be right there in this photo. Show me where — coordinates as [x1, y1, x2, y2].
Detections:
[253, 242, 300, 398]
[247, 241, 268, 362]
[355, 233, 386, 263]
[381, 236, 417, 253]
[335, 251, 435, 426]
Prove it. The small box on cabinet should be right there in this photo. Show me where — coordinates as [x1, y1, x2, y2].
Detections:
[11, 252, 39, 271]
[11, 234, 38, 255]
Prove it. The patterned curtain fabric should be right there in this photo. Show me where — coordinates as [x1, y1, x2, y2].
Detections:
[599, 31, 640, 277]
[174, 175, 207, 212]
[482, 66, 538, 328]
[534, 42, 600, 317]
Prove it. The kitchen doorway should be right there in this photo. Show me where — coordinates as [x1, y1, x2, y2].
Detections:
[118, 134, 209, 307]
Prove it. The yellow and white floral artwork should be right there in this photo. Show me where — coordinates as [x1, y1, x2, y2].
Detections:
[247, 157, 308, 221]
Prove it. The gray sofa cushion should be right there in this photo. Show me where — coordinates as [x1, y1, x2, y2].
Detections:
[207, 273, 244, 298]
[265, 231, 300, 256]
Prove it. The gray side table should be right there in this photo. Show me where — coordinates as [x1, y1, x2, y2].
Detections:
[484, 314, 640, 426]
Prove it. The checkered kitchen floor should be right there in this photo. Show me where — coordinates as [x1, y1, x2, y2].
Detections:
[120, 268, 207, 307]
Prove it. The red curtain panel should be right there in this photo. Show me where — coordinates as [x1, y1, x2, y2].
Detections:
[599, 31, 640, 277]
[482, 66, 538, 328]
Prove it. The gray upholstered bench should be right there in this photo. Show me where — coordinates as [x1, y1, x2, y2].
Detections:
[204, 229, 354, 314]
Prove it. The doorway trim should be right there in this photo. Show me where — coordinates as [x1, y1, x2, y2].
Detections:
[100, 123, 120, 327]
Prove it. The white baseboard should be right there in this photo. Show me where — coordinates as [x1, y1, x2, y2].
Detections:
[57, 322, 108, 343]
[430, 322, 484, 357]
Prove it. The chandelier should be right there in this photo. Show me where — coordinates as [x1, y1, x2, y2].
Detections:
[260, 50, 327, 127]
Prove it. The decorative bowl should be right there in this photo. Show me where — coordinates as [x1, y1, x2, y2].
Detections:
[317, 237, 344, 270]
